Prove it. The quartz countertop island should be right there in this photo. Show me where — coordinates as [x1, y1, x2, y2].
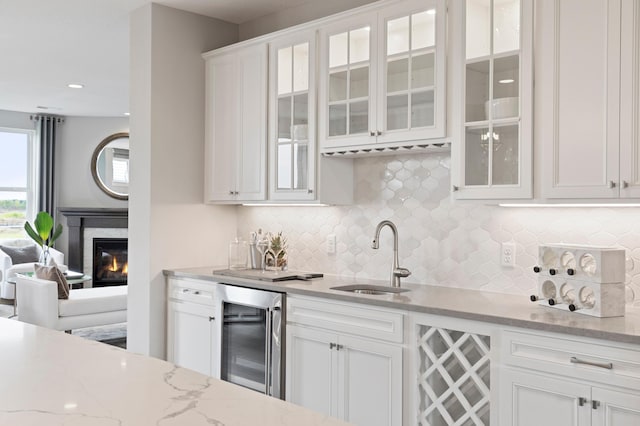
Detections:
[0, 318, 350, 426]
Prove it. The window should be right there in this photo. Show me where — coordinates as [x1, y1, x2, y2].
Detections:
[0, 127, 37, 239]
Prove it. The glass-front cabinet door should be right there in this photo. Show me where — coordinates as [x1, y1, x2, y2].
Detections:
[269, 31, 316, 201]
[319, 14, 377, 149]
[376, 0, 446, 145]
[318, 0, 446, 152]
[452, 0, 533, 200]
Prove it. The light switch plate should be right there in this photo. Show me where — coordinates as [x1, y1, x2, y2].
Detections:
[326, 234, 336, 254]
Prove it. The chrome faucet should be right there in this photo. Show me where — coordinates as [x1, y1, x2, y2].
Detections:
[371, 220, 411, 287]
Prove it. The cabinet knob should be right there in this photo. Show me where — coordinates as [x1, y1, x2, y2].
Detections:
[194, 291, 200, 295]
[376, 130, 382, 136]
[578, 397, 588, 407]
[609, 181, 617, 189]
[370, 131, 375, 137]
[229, 190, 234, 195]
[308, 189, 313, 194]
[452, 185, 459, 192]
[329, 343, 336, 349]
[623, 180, 629, 188]
[533, 266, 541, 273]
[208, 316, 215, 322]
[592, 400, 600, 410]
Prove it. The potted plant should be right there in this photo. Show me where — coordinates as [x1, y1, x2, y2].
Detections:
[24, 211, 62, 265]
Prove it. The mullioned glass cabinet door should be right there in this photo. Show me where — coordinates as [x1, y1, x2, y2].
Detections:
[269, 32, 316, 201]
[452, 0, 533, 200]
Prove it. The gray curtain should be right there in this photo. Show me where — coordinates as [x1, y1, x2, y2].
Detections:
[30, 115, 64, 217]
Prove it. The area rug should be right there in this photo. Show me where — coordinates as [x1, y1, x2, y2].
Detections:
[72, 323, 127, 349]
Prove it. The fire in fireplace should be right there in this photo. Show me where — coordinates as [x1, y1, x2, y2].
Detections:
[93, 238, 128, 287]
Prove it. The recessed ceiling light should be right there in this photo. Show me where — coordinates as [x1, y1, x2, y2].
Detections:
[67, 83, 84, 89]
[498, 79, 515, 84]
[426, 9, 436, 15]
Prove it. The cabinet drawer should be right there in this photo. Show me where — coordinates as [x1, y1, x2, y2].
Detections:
[168, 277, 216, 306]
[287, 296, 404, 343]
[502, 330, 640, 390]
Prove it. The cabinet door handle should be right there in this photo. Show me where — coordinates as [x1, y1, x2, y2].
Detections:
[208, 316, 215, 322]
[578, 397, 588, 406]
[592, 400, 600, 410]
[609, 181, 617, 189]
[570, 356, 613, 370]
[182, 289, 189, 293]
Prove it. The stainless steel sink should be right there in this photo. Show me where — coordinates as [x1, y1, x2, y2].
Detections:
[330, 284, 410, 295]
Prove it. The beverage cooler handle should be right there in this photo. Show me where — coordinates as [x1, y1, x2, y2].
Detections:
[265, 308, 273, 396]
[266, 304, 283, 398]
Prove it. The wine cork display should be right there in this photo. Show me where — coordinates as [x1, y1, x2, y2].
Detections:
[531, 244, 626, 318]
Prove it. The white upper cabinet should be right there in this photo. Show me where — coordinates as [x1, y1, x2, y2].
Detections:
[537, 0, 640, 200]
[268, 31, 354, 204]
[269, 32, 316, 201]
[204, 44, 267, 203]
[451, 0, 534, 200]
[318, 0, 446, 152]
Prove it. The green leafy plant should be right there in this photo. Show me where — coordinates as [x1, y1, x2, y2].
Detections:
[24, 211, 63, 250]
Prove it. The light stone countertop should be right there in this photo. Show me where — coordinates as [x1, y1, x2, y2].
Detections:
[165, 267, 640, 346]
[0, 318, 350, 426]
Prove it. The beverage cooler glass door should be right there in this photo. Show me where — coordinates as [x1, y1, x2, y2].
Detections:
[218, 284, 284, 399]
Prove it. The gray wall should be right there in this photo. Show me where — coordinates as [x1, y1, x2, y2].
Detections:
[239, 0, 378, 40]
[0, 109, 32, 129]
[128, 3, 239, 358]
[56, 116, 129, 255]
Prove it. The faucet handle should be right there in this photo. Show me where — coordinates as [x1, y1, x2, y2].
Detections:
[394, 267, 411, 278]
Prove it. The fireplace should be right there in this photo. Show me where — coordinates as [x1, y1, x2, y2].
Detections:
[92, 238, 128, 287]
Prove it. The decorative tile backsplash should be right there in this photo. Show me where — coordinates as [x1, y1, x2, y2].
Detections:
[237, 153, 640, 306]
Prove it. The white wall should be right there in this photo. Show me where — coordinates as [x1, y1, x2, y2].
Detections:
[129, 4, 238, 358]
[56, 116, 129, 254]
[238, 0, 378, 40]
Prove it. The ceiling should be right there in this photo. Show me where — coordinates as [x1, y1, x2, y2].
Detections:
[0, 0, 311, 117]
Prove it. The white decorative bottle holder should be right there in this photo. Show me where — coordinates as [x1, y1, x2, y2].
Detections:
[532, 244, 626, 317]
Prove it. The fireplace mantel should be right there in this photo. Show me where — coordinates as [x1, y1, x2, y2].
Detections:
[59, 208, 128, 272]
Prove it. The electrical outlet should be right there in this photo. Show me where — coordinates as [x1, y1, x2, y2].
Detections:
[501, 242, 516, 267]
[326, 234, 336, 254]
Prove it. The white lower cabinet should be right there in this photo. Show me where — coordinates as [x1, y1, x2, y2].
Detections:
[500, 330, 640, 426]
[166, 277, 218, 377]
[286, 296, 404, 426]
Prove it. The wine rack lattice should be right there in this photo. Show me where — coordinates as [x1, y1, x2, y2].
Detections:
[417, 326, 491, 426]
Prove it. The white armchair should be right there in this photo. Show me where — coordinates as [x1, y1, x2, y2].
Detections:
[16, 275, 127, 331]
[0, 239, 64, 299]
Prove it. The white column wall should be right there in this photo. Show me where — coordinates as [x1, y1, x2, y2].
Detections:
[128, 4, 238, 358]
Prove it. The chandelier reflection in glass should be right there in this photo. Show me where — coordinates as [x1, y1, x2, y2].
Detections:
[479, 129, 502, 152]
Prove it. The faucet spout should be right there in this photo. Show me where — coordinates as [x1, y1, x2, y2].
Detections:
[371, 220, 411, 287]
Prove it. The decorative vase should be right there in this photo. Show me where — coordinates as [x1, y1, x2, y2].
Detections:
[39, 246, 51, 265]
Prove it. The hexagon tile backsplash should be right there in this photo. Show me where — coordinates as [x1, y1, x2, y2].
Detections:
[236, 153, 640, 306]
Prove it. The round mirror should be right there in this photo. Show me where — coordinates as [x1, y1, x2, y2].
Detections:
[91, 132, 129, 200]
